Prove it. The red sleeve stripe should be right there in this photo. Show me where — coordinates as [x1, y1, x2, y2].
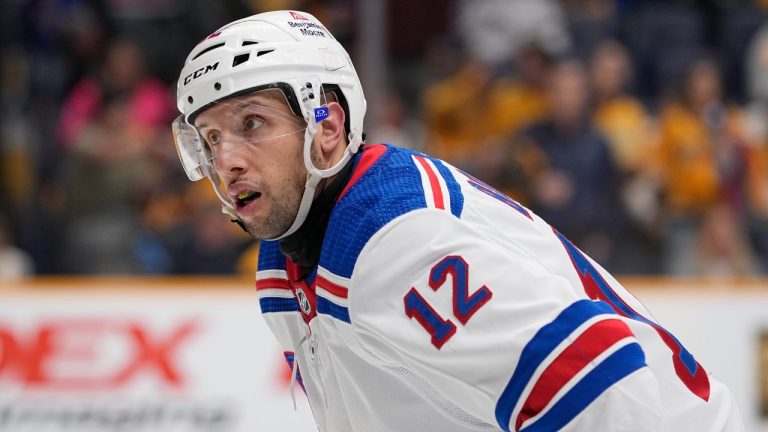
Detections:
[515, 318, 635, 431]
[315, 275, 349, 299]
[414, 155, 445, 210]
[256, 278, 292, 291]
[338, 144, 388, 202]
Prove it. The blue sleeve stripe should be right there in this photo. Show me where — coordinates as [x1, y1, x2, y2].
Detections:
[495, 300, 615, 430]
[317, 297, 351, 323]
[520, 342, 646, 432]
[259, 297, 299, 313]
[432, 158, 464, 218]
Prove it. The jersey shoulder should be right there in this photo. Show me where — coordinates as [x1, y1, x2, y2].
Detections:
[319, 144, 465, 279]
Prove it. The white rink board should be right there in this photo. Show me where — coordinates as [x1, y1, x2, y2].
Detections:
[632, 284, 768, 432]
[0, 278, 765, 431]
[0, 280, 317, 432]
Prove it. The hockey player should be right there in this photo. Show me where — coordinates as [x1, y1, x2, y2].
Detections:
[171, 10, 743, 431]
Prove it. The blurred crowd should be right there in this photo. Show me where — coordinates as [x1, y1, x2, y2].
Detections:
[2, 0, 768, 278]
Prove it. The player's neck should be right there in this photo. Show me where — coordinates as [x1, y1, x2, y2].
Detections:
[279, 157, 355, 276]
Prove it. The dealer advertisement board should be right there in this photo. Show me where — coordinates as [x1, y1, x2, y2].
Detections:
[0, 278, 315, 432]
[0, 277, 766, 431]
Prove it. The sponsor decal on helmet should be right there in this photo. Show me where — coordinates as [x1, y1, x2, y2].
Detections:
[314, 107, 329, 122]
[287, 20, 327, 38]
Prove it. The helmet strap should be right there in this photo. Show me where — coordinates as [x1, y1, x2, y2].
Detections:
[278, 157, 355, 274]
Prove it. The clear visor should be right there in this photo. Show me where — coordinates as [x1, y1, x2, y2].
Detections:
[172, 88, 320, 181]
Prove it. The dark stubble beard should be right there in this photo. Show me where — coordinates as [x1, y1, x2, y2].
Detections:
[243, 144, 323, 240]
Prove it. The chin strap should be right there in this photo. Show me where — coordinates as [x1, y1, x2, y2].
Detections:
[270, 173, 323, 240]
[279, 157, 355, 275]
[270, 126, 362, 241]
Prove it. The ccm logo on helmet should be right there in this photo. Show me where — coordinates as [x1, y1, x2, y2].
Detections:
[184, 62, 219, 86]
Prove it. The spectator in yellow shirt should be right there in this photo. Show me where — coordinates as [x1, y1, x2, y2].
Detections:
[653, 58, 753, 274]
[590, 40, 655, 174]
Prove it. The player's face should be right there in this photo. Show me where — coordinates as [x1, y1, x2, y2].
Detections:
[194, 90, 308, 239]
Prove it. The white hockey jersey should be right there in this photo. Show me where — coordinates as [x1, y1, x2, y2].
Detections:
[255, 144, 742, 431]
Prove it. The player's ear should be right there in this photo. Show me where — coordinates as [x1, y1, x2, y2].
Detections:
[317, 101, 346, 157]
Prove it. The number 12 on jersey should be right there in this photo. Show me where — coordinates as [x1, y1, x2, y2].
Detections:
[404, 256, 493, 349]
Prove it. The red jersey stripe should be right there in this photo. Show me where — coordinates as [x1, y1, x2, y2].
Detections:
[515, 318, 635, 430]
[256, 278, 292, 291]
[316, 275, 349, 299]
[414, 155, 445, 210]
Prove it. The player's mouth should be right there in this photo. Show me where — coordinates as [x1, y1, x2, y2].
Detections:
[235, 190, 261, 208]
[228, 184, 263, 214]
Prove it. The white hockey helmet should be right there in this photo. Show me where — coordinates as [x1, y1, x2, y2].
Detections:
[172, 10, 366, 239]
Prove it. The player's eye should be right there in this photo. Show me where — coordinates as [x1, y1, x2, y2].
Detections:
[206, 130, 221, 146]
[244, 116, 263, 131]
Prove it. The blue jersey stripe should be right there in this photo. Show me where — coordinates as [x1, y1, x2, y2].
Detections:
[317, 297, 351, 323]
[432, 158, 464, 218]
[495, 300, 615, 431]
[259, 297, 300, 313]
[520, 343, 646, 432]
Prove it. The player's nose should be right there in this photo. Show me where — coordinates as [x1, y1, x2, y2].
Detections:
[212, 134, 249, 174]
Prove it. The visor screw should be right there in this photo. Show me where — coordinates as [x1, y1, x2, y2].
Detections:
[187, 96, 193, 103]
[214, 82, 221, 90]
[308, 93, 315, 99]
[306, 82, 312, 88]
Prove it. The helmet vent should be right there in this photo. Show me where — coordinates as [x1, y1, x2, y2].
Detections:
[192, 42, 225, 60]
[232, 53, 250, 67]
[257, 49, 275, 57]
[242, 40, 259, 46]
